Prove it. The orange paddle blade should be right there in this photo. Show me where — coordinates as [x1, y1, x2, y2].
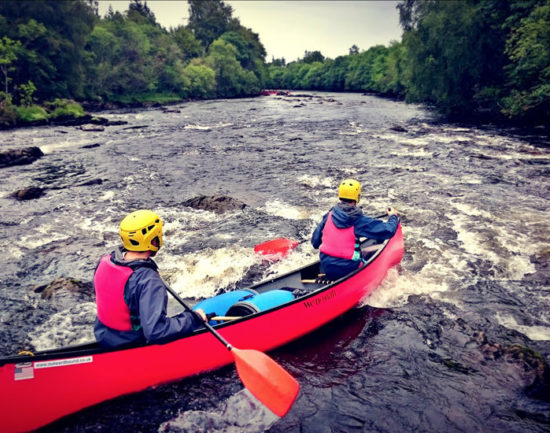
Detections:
[254, 238, 299, 260]
[232, 348, 299, 417]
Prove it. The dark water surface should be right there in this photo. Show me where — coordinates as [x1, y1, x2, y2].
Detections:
[0, 92, 549, 432]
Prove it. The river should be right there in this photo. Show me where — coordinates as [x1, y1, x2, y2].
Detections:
[0, 92, 549, 432]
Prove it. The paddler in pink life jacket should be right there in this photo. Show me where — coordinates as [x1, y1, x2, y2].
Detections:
[93, 209, 207, 348]
[311, 178, 399, 280]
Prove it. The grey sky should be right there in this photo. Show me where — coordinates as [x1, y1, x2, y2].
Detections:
[97, 1, 403, 62]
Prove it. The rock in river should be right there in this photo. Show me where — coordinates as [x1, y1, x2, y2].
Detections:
[0, 146, 44, 168]
[182, 195, 247, 214]
[10, 186, 45, 201]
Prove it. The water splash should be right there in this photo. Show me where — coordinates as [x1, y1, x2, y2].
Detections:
[28, 302, 96, 350]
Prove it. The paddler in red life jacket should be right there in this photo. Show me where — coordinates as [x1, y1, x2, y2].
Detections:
[93, 209, 207, 348]
[311, 178, 399, 281]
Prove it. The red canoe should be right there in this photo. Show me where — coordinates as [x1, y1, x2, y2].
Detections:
[0, 224, 404, 432]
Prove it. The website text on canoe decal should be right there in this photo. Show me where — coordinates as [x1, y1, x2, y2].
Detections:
[303, 289, 336, 308]
[34, 356, 93, 369]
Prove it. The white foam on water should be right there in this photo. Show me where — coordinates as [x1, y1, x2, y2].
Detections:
[297, 174, 334, 189]
[450, 204, 537, 280]
[184, 122, 233, 131]
[100, 190, 115, 201]
[29, 302, 96, 351]
[436, 135, 474, 144]
[450, 201, 493, 219]
[262, 247, 318, 280]
[159, 389, 279, 433]
[391, 148, 434, 158]
[459, 174, 484, 185]
[397, 137, 431, 147]
[15, 222, 70, 250]
[363, 266, 450, 309]
[163, 246, 260, 299]
[39, 139, 96, 154]
[495, 313, 550, 341]
[338, 121, 366, 136]
[184, 124, 212, 131]
[262, 199, 314, 220]
[161, 208, 219, 248]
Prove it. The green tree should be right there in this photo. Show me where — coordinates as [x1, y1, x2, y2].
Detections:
[0, 36, 21, 95]
[345, 45, 387, 91]
[220, 27, 267, 86]
[302, 50, 325, 64]
[127, 0, 157, 26]
[183, 62, 216, 98]
[171, 26, 203, 60]
[502, 0, 550, 121]
[399, 0, 510, 116]
[16, 80, 36, 106]
[205, 38, 259, 97]
[0, 0, 95, 100]
[188, 0, 238, 49]
[84, 24, 122, 99]
[349, 44, 360, 55]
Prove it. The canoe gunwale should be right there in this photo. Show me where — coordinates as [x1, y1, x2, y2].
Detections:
[0, 225, 396, 365]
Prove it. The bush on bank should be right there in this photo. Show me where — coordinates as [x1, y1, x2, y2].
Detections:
[0, 98, 86, 128]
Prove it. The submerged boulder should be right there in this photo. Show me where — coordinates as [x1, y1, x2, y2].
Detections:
[0, 146, 44, 168]
[182, 195, 247, 214]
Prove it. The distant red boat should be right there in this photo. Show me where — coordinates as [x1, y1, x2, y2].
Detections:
[0, 224, 403, 433]
[261, 89, 290, 96]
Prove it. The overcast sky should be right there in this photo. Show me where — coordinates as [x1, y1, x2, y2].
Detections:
[97, 1, 403, 62]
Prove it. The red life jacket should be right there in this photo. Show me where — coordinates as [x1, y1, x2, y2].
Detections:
[320, 211, 360, 260]
[94, 255, 134, 331]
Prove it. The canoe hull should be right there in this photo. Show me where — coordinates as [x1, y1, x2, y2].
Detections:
[0, 224, 403, 432]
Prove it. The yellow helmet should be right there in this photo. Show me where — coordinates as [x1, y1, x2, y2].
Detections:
[119, 209, 163, 252]
[338, 178, 361, 202]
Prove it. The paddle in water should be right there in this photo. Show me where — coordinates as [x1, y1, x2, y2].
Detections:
[164, 285, 299, 417]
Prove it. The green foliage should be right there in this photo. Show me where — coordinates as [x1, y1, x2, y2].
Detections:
[0, 91, 16, 126]
[111, 92, 182, 105]
[302, 50, 325, 64]
[14, 104, 47, 122]
[183, 63, 216, 99]
[0, 0, 546, 125]
[188, 0, 238, 48]
[16, 80, 36, 106]
[205, 39, 260, 97]
[127, 0, 157, 26]
[0, 36, 21, 95]
[395, 0, 549, 122]
[171, 26, 203, 61]
[80, 0, 264, 102]
[502, 2, 550, 121]
[0, 0, 95, 100]
[46, 99, 85, 118]
[266, 43, 408, 96]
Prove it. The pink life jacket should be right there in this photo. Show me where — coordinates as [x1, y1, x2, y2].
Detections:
[94, 255, 134, 331]
[320, 211, 360, 260]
